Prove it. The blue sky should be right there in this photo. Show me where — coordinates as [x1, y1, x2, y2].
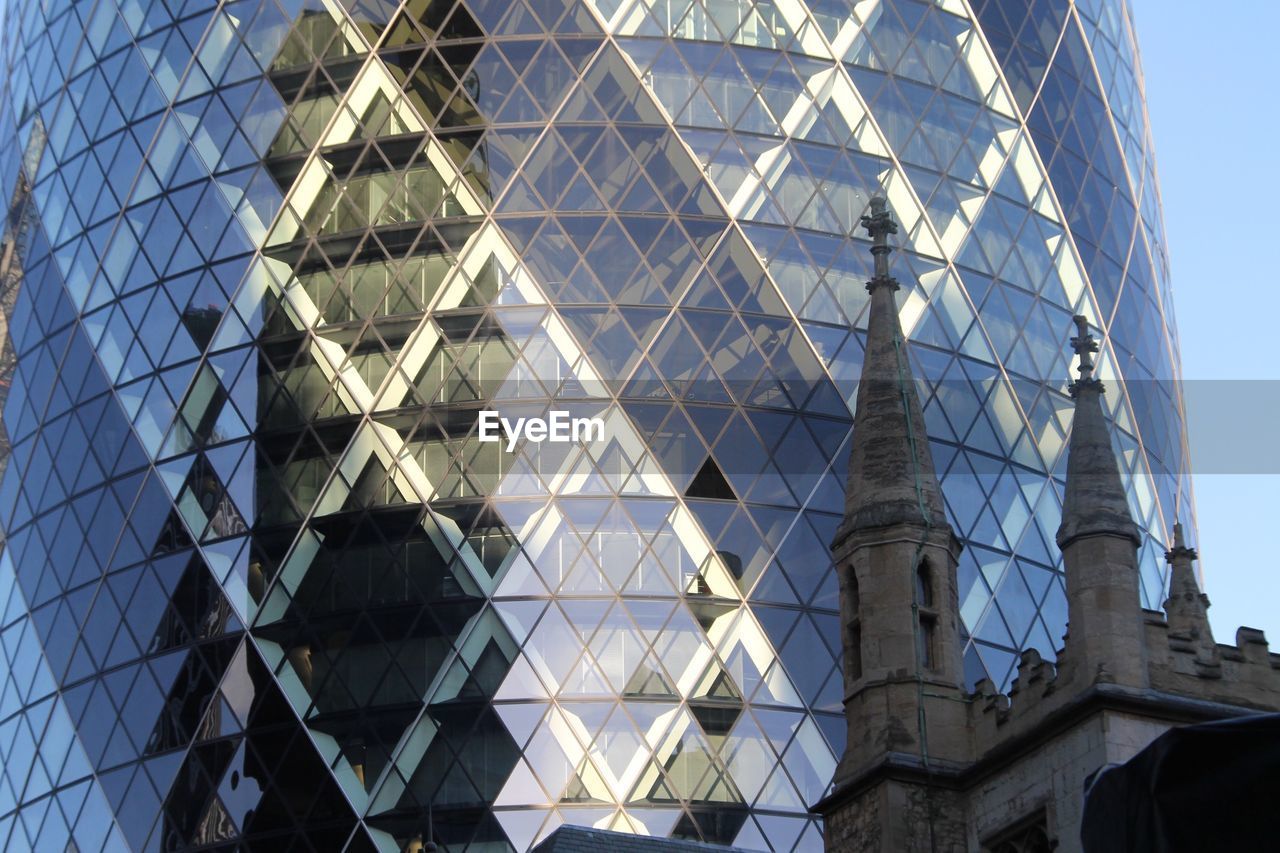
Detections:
[1130, 0, 1280, 640]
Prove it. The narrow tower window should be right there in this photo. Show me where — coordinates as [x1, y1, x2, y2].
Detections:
[915, 561, 933, 607]
[918, 616, 937, 670]
[916, 559, 937, 670]
[848, 571, 862, 680]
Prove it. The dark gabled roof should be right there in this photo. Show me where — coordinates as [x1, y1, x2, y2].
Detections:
[531, 825, 749, 853]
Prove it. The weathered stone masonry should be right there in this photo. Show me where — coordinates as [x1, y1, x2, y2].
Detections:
[814, 200, 1280, 853]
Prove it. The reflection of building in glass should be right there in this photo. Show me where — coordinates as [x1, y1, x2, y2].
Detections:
[0, 1, 1188, 851]
[0, 122, 43, 492]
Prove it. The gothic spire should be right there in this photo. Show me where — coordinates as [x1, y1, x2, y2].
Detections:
[835, 196, 949, 543]
[1057, 316, 1140, 549]
[1164, 522, 1216, 650]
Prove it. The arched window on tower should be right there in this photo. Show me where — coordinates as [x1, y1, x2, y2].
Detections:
[916, 561, 934, 607]
[847, 570, 862, 681]
[916, 559, 937, 670]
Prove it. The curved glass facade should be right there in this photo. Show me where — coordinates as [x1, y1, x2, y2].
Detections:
[0, 0, 1189, 850]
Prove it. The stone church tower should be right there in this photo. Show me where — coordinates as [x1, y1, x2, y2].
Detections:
[814, 201, 1280, 852]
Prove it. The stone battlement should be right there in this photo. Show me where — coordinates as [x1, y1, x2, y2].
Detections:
[965, 601, 1280, 758]
[1144, 613, 1280, 708]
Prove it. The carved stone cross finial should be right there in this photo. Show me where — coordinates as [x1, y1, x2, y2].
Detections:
[861, 195, 899, 292]
[1069, 315, 1102, 396]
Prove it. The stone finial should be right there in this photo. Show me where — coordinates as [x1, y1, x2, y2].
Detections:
[1054, 316, 1147, 689]
[1163, 520, 1215, 655]
[861, 195, 899, 292]
[1056, 317, 1139, 549]
[835, 196, 950, 539]
[1069, 314, 1102, 396]
[1165, 522, 1196, 561]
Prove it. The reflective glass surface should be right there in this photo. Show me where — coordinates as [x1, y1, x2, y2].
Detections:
[0, 0, 1189, 850]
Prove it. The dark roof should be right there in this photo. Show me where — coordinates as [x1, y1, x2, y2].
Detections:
[531, 825, 748, 853]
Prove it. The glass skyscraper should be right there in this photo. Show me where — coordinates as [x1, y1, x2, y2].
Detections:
[0, 0, 1189, 850]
